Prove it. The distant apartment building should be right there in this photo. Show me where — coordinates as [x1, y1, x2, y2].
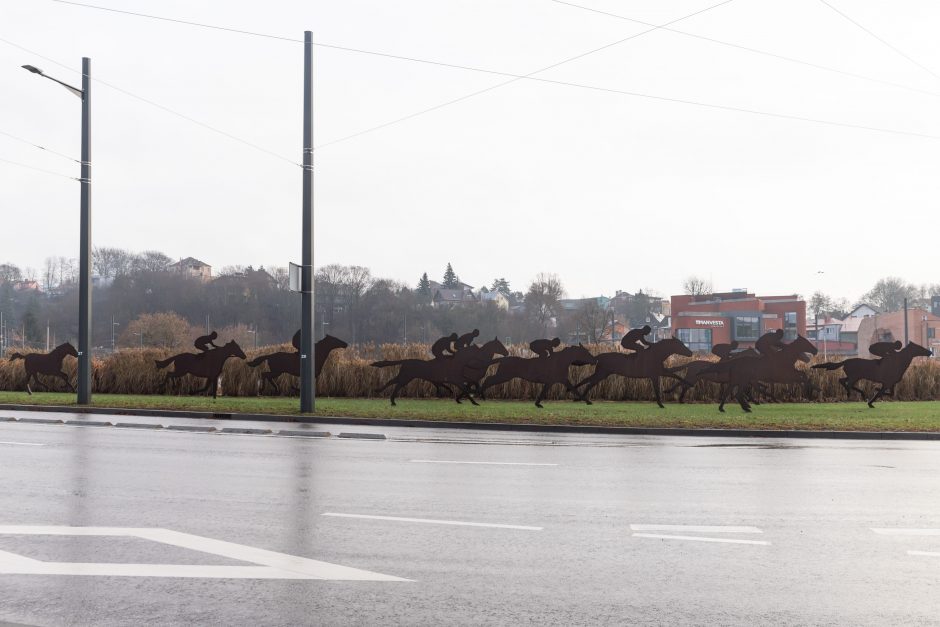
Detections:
[429, 280, 477, 308]
[671, 290, 806, 353]
[168, 257, 212, 282]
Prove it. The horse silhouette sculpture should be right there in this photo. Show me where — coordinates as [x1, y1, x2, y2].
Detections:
[479, 344, 596, 408]
[155, 340, 247, 398]
[247, 334, 349, 395]
[9, 342, 79, 395]
[812, 342, 932, 407]
[663, 347, 759, 403]
[573, 337, 693, 408]
[704, 335, 818, 413]
[373, 337, 508, 406]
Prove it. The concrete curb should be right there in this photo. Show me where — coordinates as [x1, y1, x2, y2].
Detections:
[2, 402, 940, 441]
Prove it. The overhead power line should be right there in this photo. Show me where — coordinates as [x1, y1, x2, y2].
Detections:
[0, 129, 79, 162]
[816, 0, 940, 83]
[0, 156, 77, 180]
[44, 0, 940, 146]
[548, 0, 940, 99]
[0, 35, 299, 167]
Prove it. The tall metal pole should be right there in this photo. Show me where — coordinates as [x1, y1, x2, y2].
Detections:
[77, 57, 92, 404]
[300, 31, 316, 412]
[904, 297, 909, 345]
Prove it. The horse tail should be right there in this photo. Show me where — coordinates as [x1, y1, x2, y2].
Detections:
[247, 354, 271, 368]
[811, 362, 844, 371]
[371, 360, 404, 368]
[154, 356, 176, 370]
[9, 353, 25, 362]
[664, 364, 690, 374]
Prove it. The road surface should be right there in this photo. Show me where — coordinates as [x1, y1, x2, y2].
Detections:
[1, 410, 939, 625]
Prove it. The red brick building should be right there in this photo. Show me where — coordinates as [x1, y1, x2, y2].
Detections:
[671, 290, 806, 353]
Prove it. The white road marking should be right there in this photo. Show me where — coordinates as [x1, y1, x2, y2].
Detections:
[630, 525, 762, 534]
[0, 441, 45, 447]
[908, 551, 940, 557]
[632, 533, 770, 546]
[410, 460, 557, 466]
[322, 512, 542, 531]
[0, 526, 409, 581]
[872, 528, 940, 536]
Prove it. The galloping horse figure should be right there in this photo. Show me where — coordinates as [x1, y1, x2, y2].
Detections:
[479, 344, 596, 408]
[662, 348, 759, 403]
[155, 340, 247, 398]
[812, 342, 932, 407]
[708, 335, 818, 413]
[573, 337, 693, 408]
[10, 342, 79, 395]
[247, 334, 348, 395]
[372, 337, 508, 406]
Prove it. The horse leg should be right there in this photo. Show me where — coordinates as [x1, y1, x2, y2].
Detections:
[572, 375, 600, 404]
[389, 382, 405, 406]
[457, 382, 479, 406]
[736, 385, 752, 413]
[24, 372, 33, 396]
[32, 374, 51, 392]
[534, 383, 551, 408]
[718, 384, 735, 413]
[58, 371, 75, 393]
[867, 386, 886, 408]
[651, 377, 665, 409]
[211, 375, 220, 399]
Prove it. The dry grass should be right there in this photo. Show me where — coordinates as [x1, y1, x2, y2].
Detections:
[2, 343, 940, 402]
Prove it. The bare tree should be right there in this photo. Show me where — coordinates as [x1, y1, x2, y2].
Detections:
[683, 275, 712, 296]
[133, 250, 172, 274]
[0, 263, 22, 283]
[525, 273, 565, 334]
[862, 277, 920, 312]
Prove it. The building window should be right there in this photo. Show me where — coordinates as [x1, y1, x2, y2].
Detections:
[929, 327, 936, 339]
[784, 312, 798, 340]
[733, 316, 760, 341]
[678, 328, 712, 353]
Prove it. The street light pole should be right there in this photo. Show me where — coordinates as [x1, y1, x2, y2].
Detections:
[22, 58, 92, 404]
[299, 30, 316, 413]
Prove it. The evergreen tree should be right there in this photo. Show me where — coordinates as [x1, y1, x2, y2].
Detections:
[491, 277, 511, 296]
[416, 273, 432, 299]
[443, 263, 459, 289]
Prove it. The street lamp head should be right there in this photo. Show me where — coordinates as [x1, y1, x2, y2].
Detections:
[21, 64, 44, 75]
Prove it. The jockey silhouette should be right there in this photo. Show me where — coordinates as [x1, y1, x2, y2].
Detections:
[431, 333, 459, 359]
[454, 329, 480, 351]
[711, 340, 739, 361]
[620, 325, 652, 352]
[194, 331, 220, 353]
[755, 329, 785, 356]
[869, 340, 902, 359]
[529, 337, 561, 358]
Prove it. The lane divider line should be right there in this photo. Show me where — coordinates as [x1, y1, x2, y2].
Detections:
[322, 512, 542, 531]
[410, 460, 557, 466]
[630, 524, 762, 533]
[908, 551, 940, 557]
[872, 528, 940, 536]
[632, 533, 770, 545]
[0, 441, 45, 447]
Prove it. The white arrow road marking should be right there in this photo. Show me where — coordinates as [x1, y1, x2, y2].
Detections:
[632, 533, 770, 546]
[410, 460, 557, 466]
[872, 528, 940, 536]
[630, 525, 762, 534]
[323, 513, 542, 531]
[0, 526, 409, 581]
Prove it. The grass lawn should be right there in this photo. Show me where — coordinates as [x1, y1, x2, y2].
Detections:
[2, 392, 940, 431]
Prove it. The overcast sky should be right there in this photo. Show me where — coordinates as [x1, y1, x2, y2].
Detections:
[1, 0, 939, 302]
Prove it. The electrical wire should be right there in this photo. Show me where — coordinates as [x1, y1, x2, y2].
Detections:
[0, 129, 79, 162]
[549, 0, 940, 99]
[0, 35, 299, 167]
[0, 156, 77, 180]
[817, 0, 940, 83]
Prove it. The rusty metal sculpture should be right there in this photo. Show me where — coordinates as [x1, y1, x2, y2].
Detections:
[529, 337, 561, 357]
[373, 337, 508, 406]
[663, 344, 759, 403]
[155, 340, 247, 398]
[620, 325, 652, 352]
[479, 344, 596, 408]
[9, 342, 78, 395]
[707, 335, 818, 413]
[454, 329, 480, 351]
[812, 341, 932, 407]
[430, 333, 459, 359]
[248, 334, 348, 395]
[868, 340, 902, 358]
[194, 330, 221, 353]
[574, 337, 692, 408]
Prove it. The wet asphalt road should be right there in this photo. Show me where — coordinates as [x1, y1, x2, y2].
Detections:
[1, 412, 940, 626]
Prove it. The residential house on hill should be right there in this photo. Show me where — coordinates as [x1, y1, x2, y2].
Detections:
[168, 257, 212, 282]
